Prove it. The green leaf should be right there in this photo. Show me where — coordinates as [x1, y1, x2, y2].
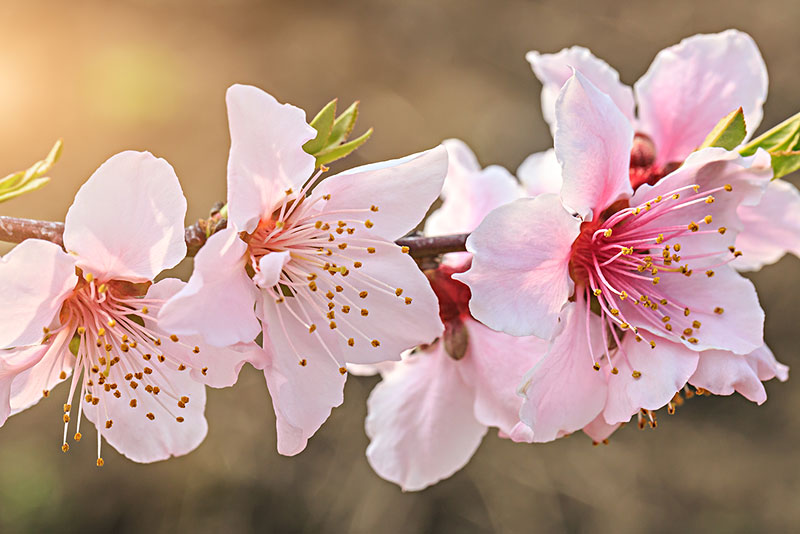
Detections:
[69, 333, 81, 357]
[0, 139, 63, 203]
[740, 111, 800, 156]
[769, 150, 800, 180]
[699, 108, 746, 150]
[328, 101, 359, 147]
[302, 99, 338, 155]
[315, 128, 373, 167]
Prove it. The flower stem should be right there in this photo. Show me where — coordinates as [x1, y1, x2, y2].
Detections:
[0, 216, 468, 258]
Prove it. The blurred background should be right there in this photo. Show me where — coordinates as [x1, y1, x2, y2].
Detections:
[1, 0, 799, 532]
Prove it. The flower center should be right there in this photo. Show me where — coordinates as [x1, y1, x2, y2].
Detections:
[628, 133, 681, 190]
[568, 180, 738, 376]
[245, 182, 414, 373]
[47, 273, 203, 465]
[427, 261, 472, 360]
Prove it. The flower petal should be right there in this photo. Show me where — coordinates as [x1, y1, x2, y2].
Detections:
[424, 139, 522, 236]
[159, 227, 261, 347]
[635, 30, 768, 165]
[311, 240, 443, 365]
[603, 336, 699, 424]
[83, 361, 208, 463]
[254, 251, 291, 289]
[735, 179, 800, 271]
[365, 345, 487, 492]
[689, 344, 788, 404]
[555, 70, 634, 219]
[458, 320, 547, 435]
[527, 46, 635, 133]
[0, 345, 50, 426]
[260, 293, 346, 456]
[9, 329, 74, 416]
[517, 148, 563, 197]
[63, 151, 187, 282]
[518, 296, 608, 442]
[311, 145, 448, 241]
[146, 278, 267, 388]
[455, 195, 579, 338]
[582, 414, 621, 443]
[0, 239, 77, 349]
[226, 84, 317, 233]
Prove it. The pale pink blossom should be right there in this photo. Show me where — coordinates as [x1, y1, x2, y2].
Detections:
[160, 85, 447, 455]
[521, 29, 800, 271]
[363, 140, 550, 491]
[457, 71, 785, 441]
[0, 151, 259, 464]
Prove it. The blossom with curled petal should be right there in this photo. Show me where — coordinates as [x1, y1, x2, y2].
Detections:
[520, 29, 800, 271]
[160, 85, 447, 456]
[457, 71, 786, 442]
[362, 139, 553, 491]
[0, 151, 260, 465]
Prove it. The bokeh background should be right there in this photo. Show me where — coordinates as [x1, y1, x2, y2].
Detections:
[1, 0, 799, 532]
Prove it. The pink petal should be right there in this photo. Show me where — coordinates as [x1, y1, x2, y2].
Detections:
[0, 239, 77, 349]
[83, 360, 208, 463]
[9, 329, 74, 416]
[635, 30, 768, 165]
[260, 293, 346, 456]
[555, 70, 634, 219]
[159, 227, 261, 347]
[689, 344, 788, 404]
[0, 345, 49, 426]
[63, 151, 187, 282]
[629, 148, 772, 261]
[146, 278, 267, 388]
[518, 296, 608, 442]
[226, 84, 317, 233]
[527, 46, 635, 132]
[424, 139, 522, 236]
[455, 195, 579, 338]
[735, 179, 800, 271]
[311, 145, 448, 241]
[582, 414, 621, 443]
[254, 251, 291, 289]
[603, 336, 699, 424]
[458, 319, 547, 435]
[365, 345, 487, 492]
[311, 240, 443, 365]
[517, 149, 563, 197]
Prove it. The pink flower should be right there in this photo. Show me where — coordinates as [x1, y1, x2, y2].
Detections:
[457, 70, 786, 441]
[363, 140, 550, 491]
[520, 29, 800, 271]
[159, 85, 447, 456]
[0, 151, 258, 465]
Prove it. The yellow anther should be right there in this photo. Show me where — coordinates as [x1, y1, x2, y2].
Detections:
[98, 284, 107, 293]
[275, 221, 285, 229]
[404, 297, 412, 305]
[370, 205, 379, 212]
[105, 420, 113, 429]
[97, 458, 104, 467]
[201, 367, 208, 376]
[703, 215, 713, 224]
[62, 443, 70, 453]
[714, 307, 724, 314]
[655, 195, 663, 203]
[130, 399, 137, 408]
[395, 288, 403, 296]
[610, 309, 619, 316]
[692, 320, 701, 329]
[619, 291, 627, 300]
[706, 270, 715, 277]
[63, 414, 70, 423]
[85, 273, 94, 282]
[335, 285, 344, 292]
[593, 362, 601, 371]
[692, 185, 700, 193]
[688, 222, 699, 232]
[359, 291, 368, 298]
[705, 196, 715, 204]
[371, 339, 381, 347]
[367, 247, 376, 254]
[620, 323, 629, 329]
[655, 234, 664, 244]
[308, 324, 317, 333]
[353, 261, 362, 268]
[97, 328, 106, 336]
[665, 324, 673, 331]
[661, 316, 671, 323]
[684, 308, 691, 317]
[176, 417, 185, 423]
[337, 243, 348, 250]
[401, 246, 410, 254]
[326, 291, 335, 300]
[338, 367, 347, 375]
[611, 367, 619, 375]
[342, 305, 351, 314]
[688, 337, 699, 344]
[74, 432, 82, 441]
[308, 281, 318, 291]
[652, 277, 660, 285]
[315, 221, 322, 229]
[649, 340, 656, 349]
[632, 370, 642, 379]
[593, 288, 602, 296]
[683, 328, 693, 336]
[285, 188, 293, 195]
[146, 413, 155, 420]
[77, 326, 86, 335]
[672, 193, 680, 200]
[329, 321, 337, 329]
[299, 359, 307, 367]
[323, 194, 331, 201]
[603, 229, 612, 238]
[365, 220, 374, 228]
[59, 371, 67, 380]
[193, 345, 200, 354]
[361, 309, 369, 316]
[724, 184, 733, 192]
[348, 338, 355, 347]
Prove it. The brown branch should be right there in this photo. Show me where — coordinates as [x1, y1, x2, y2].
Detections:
[0, 216, 468, 258]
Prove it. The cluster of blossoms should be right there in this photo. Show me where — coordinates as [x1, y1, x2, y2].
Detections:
[0, 29, 797, 490]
